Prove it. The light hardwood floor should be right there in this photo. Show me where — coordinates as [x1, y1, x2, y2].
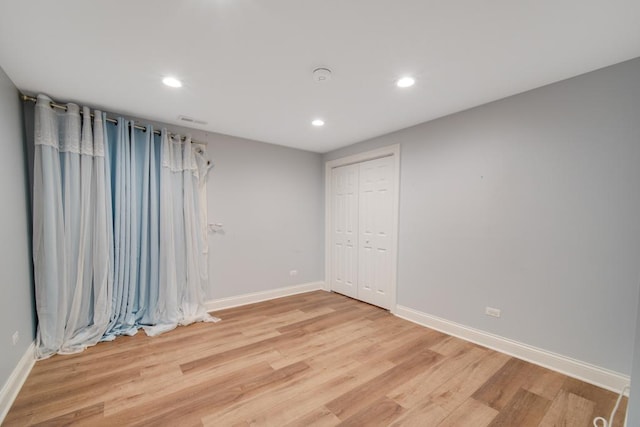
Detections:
[4, 291, 627, 426]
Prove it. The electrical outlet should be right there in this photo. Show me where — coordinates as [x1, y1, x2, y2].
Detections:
[12, 331, 19, 346]
[485, 307, 501, 318]
[289, 270, 298, 277]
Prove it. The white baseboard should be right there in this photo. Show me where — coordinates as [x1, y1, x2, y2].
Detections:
[205, 281, 326, 312]
[395, 305, 630, 394]
[0, 341, 36, 424]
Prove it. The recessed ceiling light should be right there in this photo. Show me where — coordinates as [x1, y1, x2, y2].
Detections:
[312, 119, 325, 127]
[162, 76, 182, 88]
[396, 76, 415, 88]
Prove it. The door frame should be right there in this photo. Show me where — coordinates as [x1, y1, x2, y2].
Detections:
[324, 144, 401, 313]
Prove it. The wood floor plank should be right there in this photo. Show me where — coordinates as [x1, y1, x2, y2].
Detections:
[275, 306, 368, 334]
[375, 329, 447, 365]
[387, 400, 449, 427]
[240, 307, 334, 338]
[282, 406, 341, 427]
[179, 329, 302, 375]
[104, 349, 282, 415]
[538, 389, 596, 427]
[204, 359, 396, 426]
[6, 366, 142, 424]
[472, 358, 551, 411]
[109, 361, 310, 426]
[31, 402, 105, 427]
[429, 335, 478, 356]
[269, 316, 375, 369]
[4, 291, 628, 427]
[437, 397, 498, 427]
[325, 349, 442, 420]
[200, 358, 362, 425]
[105, 360, 276, 420]
[336, 396, 406, 426]
[524, 367, 566, 401]
[560, 377, 628, 427]
[428, 349, 512, 413]
[389, 346, 508, 412]
[487, 388, 551, 427]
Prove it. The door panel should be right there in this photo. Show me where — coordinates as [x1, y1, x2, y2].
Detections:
[331, 155, 395, 310]
[358, 156, 394, 309]
[331, 164, 358, 298]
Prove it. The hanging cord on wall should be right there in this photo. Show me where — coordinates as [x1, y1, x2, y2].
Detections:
[19, 93, 207, 146]
[593, 384, 630, 427]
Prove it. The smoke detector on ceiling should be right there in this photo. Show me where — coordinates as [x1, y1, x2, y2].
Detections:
[313, 67, 332, 82]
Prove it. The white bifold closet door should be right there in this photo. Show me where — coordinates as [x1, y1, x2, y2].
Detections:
[331, 155, 394, 309]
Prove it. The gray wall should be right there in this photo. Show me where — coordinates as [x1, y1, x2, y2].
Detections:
[0, 66, 35, 389]
[326, 58, 640, 375]
[628, 286, 640, 425]
[204, 135, 324, 299]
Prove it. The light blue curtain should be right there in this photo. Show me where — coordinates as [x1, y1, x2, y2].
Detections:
[32, 94, 217, 359]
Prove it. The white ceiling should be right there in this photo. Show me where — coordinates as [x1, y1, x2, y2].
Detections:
[1, 1, 639, 153]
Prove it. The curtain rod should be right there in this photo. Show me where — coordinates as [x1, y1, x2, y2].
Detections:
[20, 94, 207, 146]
